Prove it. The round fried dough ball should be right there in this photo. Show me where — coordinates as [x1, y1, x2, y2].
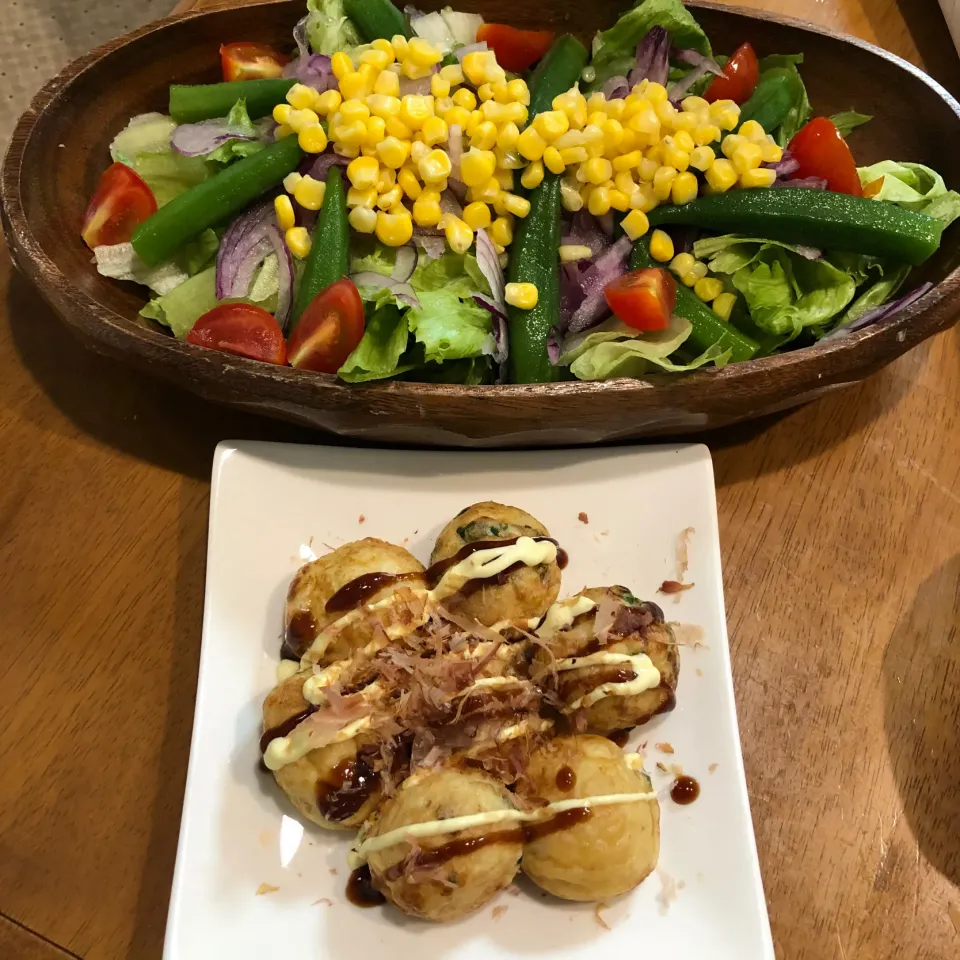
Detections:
[533, 586, 679, 732]
[365, 767, 522, 921]
[430, 502, 561, 627]
[284, 538, 426, 664]
[521, 735, 659, 901]
[261, 670, 382, 829]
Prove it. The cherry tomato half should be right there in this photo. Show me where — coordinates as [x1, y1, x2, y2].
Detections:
[476, 23, 555, 74]
[288, 278, 365, 374]
[787, 116, 863, 196]
[704, 42, 760, 105]
[220, 42, 290, 82]
[186, 303, 287, 364]
[604, 268, 677, 332]
[81, 163, 157, 250]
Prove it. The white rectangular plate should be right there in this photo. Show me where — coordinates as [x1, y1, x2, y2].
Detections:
[164, 441, 773, 960]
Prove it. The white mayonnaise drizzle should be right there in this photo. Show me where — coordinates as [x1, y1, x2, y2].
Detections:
[262, 715, 372, 772]
[537, 596, 597, 639]
[566, 653, 661, 711]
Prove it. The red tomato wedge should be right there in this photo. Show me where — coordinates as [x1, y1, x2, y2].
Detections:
[81, 163, 157, 249]
[604, 268, 676, 332]
[186, 304, 287, 364]
[787, 116, 863, 196]
[288, 278, 365, 374]
[704, 42, 759, 105]
[220, 42, 290, 82]
[476, 23, 555, 73]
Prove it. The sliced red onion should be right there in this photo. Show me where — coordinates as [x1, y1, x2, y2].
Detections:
[827, 283, 933, 337]
[546, 327, 562, 365]
[265, 223, 294, 330]
[284, 54, 336, 92]
[597, 212, 615, 238]
[391, 244, 418, 283]
[771, 177, 828, 190]
[668, 52, 724, 103]
[171, 119, 260, 158]
[601, 75, 630, 100]
[766, 151, 800, 179]
[291, 14, 309, 59]
[473, 295, 508, 365]
[475, 228, 506, 310]
[566, 236, 632, 333]
[793, 245, 823, 261]
[674, 47, 725, 75]
[398, 70, 436, 97]
[446, 178, 468, 204]
[350, 272, 420, 308]
[307, 152, 350, 181]
[413, 231, 446, 260]
[563, 210, 610, 257]
[447, 124, 464, 179]
[216, 201, 274, 299]
[628, 27, 670, 88]
[455, 41, 487, 63]
[440, 189, 463, 217]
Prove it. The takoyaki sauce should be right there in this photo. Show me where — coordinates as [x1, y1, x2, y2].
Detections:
[424, 536, 560, 588]
[658, 580, 693, 595]
[325, 571, 421, 614]
[346, 865, 386, 907]
[555, 766, 576, 791]
[282, 609, 318, 658]
[607, 728, 633, 748]
[556, 547, 569, 570]
[671, 775, 700, 805]
[655, 687, 677, 716]
[317, 758, 381, 821]
[522, 806, 592, 841]
[558, 666, 637, 702]
[258, 707, 317, 754]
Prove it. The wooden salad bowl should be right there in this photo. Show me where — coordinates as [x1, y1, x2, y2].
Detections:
[3, 0, 960, 447]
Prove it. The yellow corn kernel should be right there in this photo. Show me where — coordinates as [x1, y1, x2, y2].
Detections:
[705, 158, 738, 192]
[339, 71, 369, 101]
[292, 175, 326, 211]
[602, 119, 625, 154]
[347, 155, 380, 190]
[272, 103, 293, 126]
[384, 116, 413, 140]
[629, 106, 661, 145]
[614, 170, 637, 195]
[462, 201, 492, 230]
[452, 86, 478, 111]
[608, 190, 630, 212]
[543, 146, 565, 175]
[434, 97, 454, 119]
[364, 116, 386, 146]
[316, 89, 343, 116]
[285, 226, 312, 259]
[655, 98, 677, 122]
[689, 145, 716, 172]
[331, 51, 353, 79]
[407, 37, 442, 68]
[283, 171, 303, 195]
[642, 82, 667, 105]
[560, 177, 584, 212]
[373, 70, 401, 97]
[491, 215, 514, 247]
[587, 185, 611, 216]
[738, 119, 766, 142]
[611, 149, 640, 173]
[372, 37, 396, 57]
[649, 229, 675, 263]
[630, 182, 658, 213]
[472, 177, 501, 203]
[346, 205, 376, 234]
[672, 170, 699, 205]
[558, 146, 587, 166]
[470, 120, 498, 151]
[444, 106, 471, 130]
[377, 165, 397, 191]
[637, 157, 660, 182]
[459, 147, 497, 187]
[497, 121, 520, 153]
[673, 112, 699, 135]
[491, 80, 511, 104]
[400, 95, 433, 130]
[709, 99, 740, 131]
[366, 94, 402, 119]
[690, 261, 708, 282]
[439, 213, 474, 254]
[377, 185, 403, 210]
[517, 160, 542, 190]
[347, 185, 378, 209]
[359, 48, 391, 72]
[516, 125, 546, 162]
[505, 282, 538, 310]
[440, 63, 464, 85]
[477, 82, 494, 102]
[652, 165, 678, 201]
[692, 123, 721, 147]
[461, 51, 491, 86]
[298, 124, 328, 154]
[507, 79, 530, 105]
[587, 110, 608, 130]
[670, 253, 696, 277]
[391, 34, 409, 59]
[361, 144, 378, 157]
[412, 195, 442, 227]
[553, 129, 585, 150]
[502, 193, 531, 218]
[554, 89, 587, 129]
[583, 157, 612, 185]
[559, 244, 592, 262]
[603, 98, 625, 120]
[760, 139, 783, 164]
[418, 148, 452, 183]
[712, 292, 736, 320]
[740, 167, 777, 189]
[692, 277, 723, 303]
[333, 141, 359, 158]
[533, 110, 570, 142]
[401, 58, 433, 80]
[430, 73, 451, 100]
[494, 165, 515, 189]
[732, 142, 763, 175]
[422, 116, 448, 146]
[274, 194, 296, 231]
[681, 95, 710, 115]
[376, 136, 409, 170]
[661, 139, 690, 172]
[464, 110, 484, 138]
[374, 209, 413, 246]
[621, 209, 650, 241]
[674, 129, 696, 153]
[397, 165, 422, 200]
[288, 107, 320, 133]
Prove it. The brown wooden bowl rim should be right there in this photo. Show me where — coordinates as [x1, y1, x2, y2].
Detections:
[3, 0, 959, 403]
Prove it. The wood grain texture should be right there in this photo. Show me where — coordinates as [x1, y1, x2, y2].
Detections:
[4, 1, 960, 445]
[0, 1, 956, 960]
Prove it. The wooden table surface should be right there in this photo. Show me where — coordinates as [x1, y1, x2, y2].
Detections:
[1, 1, 959, 958]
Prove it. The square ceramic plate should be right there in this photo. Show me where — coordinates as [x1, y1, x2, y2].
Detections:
[164, 441, 773, 960]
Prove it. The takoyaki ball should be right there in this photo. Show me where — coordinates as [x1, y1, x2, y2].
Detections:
[284, 538, 427, 664]
[521, 735, 659, 901]
[261, 670, 382, 829]
[430, 502, 562, 627]
[534, 586, 679, 733]
[365, 767, 522, 921]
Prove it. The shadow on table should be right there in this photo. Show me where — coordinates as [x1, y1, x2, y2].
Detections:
[882, 553, 960, 887]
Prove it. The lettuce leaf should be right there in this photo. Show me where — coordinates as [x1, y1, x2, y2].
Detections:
[857, 160, 960, 227]
[338, 304, 413, 382]
[306, 0, 362, 54]
[140, 267, 219, 339]
[589, 0, 710, 92]
[406, 289, 494, 362]
[203, 99, 268, 165]
[830, 110, 871, 137]
[756, 54, 811, 146]
[833, 262, 910, 331]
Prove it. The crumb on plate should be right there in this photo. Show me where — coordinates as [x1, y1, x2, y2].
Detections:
[578, 511, 589, 524]
[656, 869, 678, 915]
[594, 903, 611, 930]
[358, 514, 366, 524]
[655, 742, 674, 754]
[492, 905, 508, 920]
[659, 579, 694, 595]
[312, 897, 333, 906]
[256, 883, 280, 896]
[708, 763, 718, 774]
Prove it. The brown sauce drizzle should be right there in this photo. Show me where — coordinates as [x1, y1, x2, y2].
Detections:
[258, 707, 317, 755]
[281, 609, 318, 659]
[325, 571, 421, 614]
[655, 687, 677, 716]
[346, 865, 386, 907]
[424, 536, 560, 589]
[659, 579, 694, 595]
[316, 758, 380, 821]
[555, 766, 576, 791]
[608, 728, 633, 748]
[558, 666, 637, 703]
[556, 547, 569, 570]
[381, 806, 592, 882]
[671, 775, 700, 805]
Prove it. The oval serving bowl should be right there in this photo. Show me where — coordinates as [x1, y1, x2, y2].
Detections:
[3, 0, 960, 447]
